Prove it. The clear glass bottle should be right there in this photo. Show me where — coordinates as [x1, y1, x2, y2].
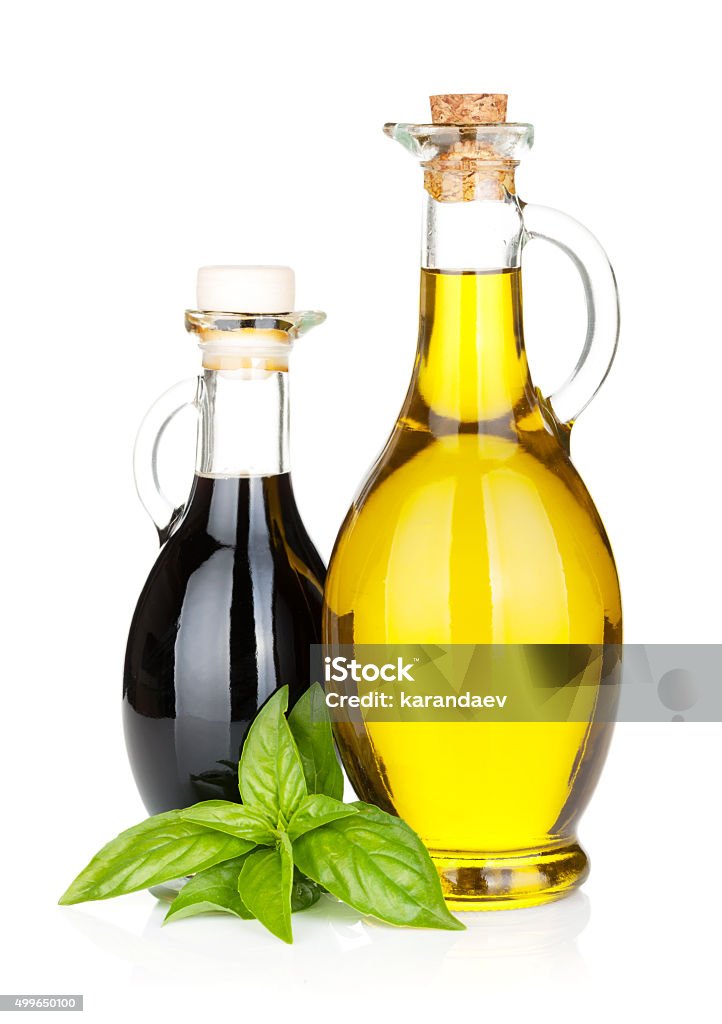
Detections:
[323, 96, 622, 909]
[124, 266, 326, 814]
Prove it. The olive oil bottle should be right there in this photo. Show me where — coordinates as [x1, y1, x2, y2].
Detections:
[324, 95, 622, 909]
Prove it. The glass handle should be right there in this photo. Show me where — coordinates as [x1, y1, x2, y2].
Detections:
[521, 203, 620, 427]
[133, 377, 201, 544]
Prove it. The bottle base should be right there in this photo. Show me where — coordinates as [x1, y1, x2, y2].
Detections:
[432, 841, 589, 911]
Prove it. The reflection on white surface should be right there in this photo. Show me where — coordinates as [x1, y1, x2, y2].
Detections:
[61, 890, 590, 994]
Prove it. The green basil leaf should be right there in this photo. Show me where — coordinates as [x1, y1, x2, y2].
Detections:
[59, 810, 255, 905]
[292, 802, 464, 931]
[288, 683, 344, 800]
[287, 794, 358, 841]
[238, 686, 307, 821]
[181, 800, 276, 845]
[291, 869, 323, 913]
[237, 833, 294, 944]
[164, 857, 255, 923]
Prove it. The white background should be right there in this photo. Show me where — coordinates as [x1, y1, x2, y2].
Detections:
[1, 1, 720, 1021]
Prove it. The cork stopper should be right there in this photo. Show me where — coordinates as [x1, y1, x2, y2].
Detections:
[422, 92, 516, 201]
[430, 93, 508, 125]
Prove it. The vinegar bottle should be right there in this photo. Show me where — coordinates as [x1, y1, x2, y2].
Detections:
[124, 266, 326, 814]
[324, 96, 622, 908]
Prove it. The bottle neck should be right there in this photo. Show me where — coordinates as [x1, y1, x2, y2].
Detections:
[195, 368, 290, 477]
[409, 190, 538, 429]
[422, 188, 524, 271]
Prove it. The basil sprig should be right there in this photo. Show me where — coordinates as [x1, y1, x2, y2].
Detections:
[60, 685, 463, 942]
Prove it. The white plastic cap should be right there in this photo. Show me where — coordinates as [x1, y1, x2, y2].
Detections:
[196, 265, 295, 314]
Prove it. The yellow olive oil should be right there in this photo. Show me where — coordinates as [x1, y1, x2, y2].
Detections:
[323, 269, 622, 908]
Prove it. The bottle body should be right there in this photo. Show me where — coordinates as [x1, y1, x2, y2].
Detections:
[125, 472, 324, 814]
[324, 266, 621, 908]
[125, 294, 327, 817]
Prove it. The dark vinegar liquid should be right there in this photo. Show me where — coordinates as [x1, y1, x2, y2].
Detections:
[123, 473, 325, 814]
